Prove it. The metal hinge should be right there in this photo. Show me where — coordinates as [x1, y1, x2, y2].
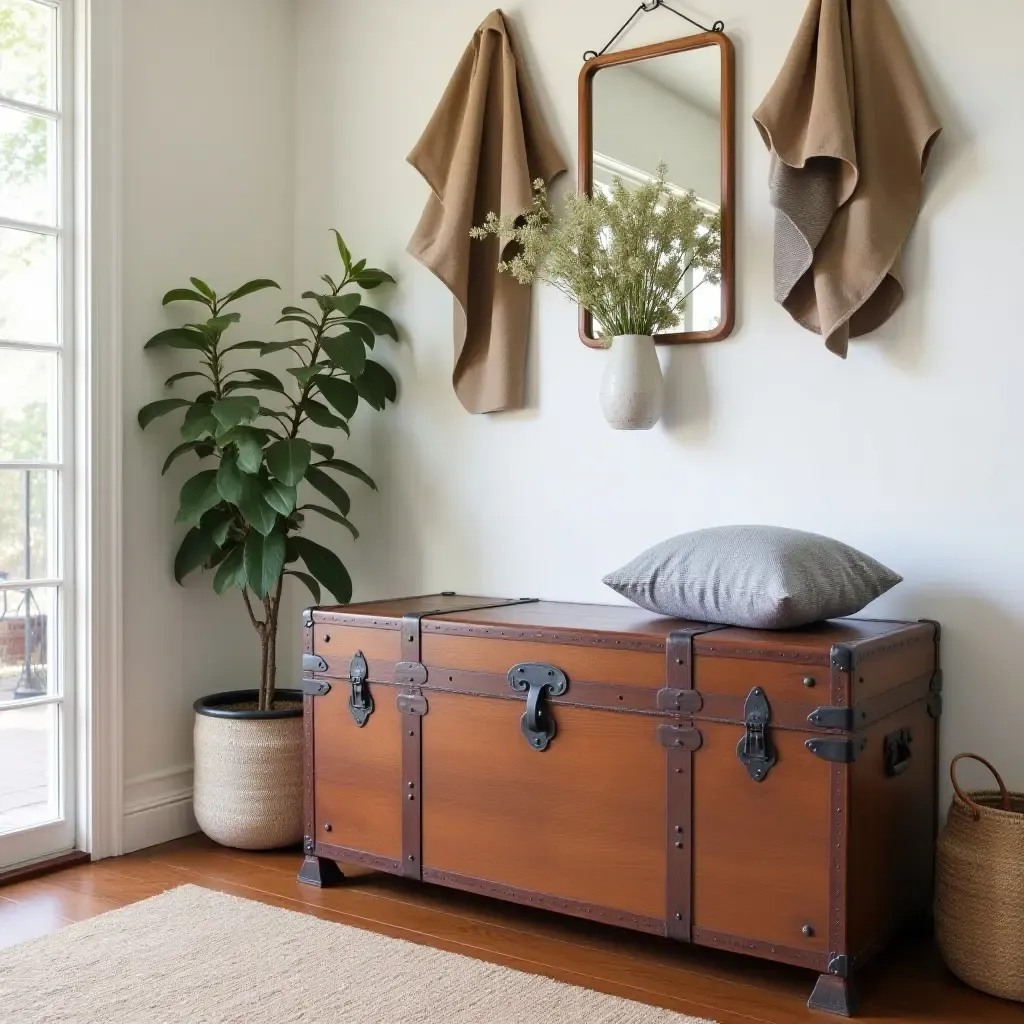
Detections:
[656, 688, 703, 714]
[736, 687, 776, 782]
[348, 651, 374, 727]
[807, 705, 867, 731]
[397, 691, 428, 716]
[395, 661, 428, 686]
[303, 653, 327, 674]
[928, 692, 943, 718]
[805, 735, 868, 763]
[302, 653, 331, 696]
[657, 724, 702, 750]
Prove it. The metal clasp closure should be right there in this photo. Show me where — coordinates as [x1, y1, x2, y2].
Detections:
[737, 687, 776, 782]
[348, 651, 374, 727]
[508, 663, 568, 751]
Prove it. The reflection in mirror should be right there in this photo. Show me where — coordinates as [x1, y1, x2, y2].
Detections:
[584, 38, 732, 343]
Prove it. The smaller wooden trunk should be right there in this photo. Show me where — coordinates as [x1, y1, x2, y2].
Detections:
[298, 596, 941, 1017]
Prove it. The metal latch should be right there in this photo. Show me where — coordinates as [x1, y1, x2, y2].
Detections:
[348, 650, 374, 727]
[508, 663, 568, 751]
[736, 687, 776, 782]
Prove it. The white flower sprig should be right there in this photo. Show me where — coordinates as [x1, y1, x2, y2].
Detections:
[471, 164, 721, 338]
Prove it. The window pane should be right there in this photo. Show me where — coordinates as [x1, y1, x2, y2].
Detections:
[0, 585, 53, 699]
[0, 348, 57, 460]
[0, 105, 56, 225]
[0, 1, 56, 109]
[0, 228, 56, 344]
[0, 702, 59, 834]
[0, 469, 54, 581]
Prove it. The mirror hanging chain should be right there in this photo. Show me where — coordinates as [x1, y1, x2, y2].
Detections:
[583, 1, 725, 62]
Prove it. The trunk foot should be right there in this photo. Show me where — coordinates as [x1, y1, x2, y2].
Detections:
[808, 973, 857, 1016]
[297, 855, 344, 888]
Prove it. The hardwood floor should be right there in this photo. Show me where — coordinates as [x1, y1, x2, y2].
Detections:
[0, 834, 1016, 1023]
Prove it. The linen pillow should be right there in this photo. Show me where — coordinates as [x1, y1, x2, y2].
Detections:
[603, 525, 902, 629]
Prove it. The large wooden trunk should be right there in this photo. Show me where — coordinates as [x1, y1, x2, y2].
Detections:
[298, 595, 941, 1016]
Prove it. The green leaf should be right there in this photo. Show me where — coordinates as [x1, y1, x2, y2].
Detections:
[226, 368, 285, 394]
[315, 458, 377, 491]
[285, 570, 320, 604]
[348, 304, 398, 340]
[304, 465, 351, 515]
[277, 314, 319, 329]
[237, 475, 278, 536]
[145, 327, 209, 351]
[294, 536, 352, 604]
[180, 402, 219, 441]
[174, 469, 221, 524]
[355, 360, 398, 410]
[308, 442, 335, 460]
[321, 274, 338, 291]
[200, 506, 234, 547]
[266, 438, 311, 487]
[173, 527, 219, 583]
[227, 426, 265, 473]
[138, 398, 192, 430]
[287, 365, 324, 386]
[281, 305, 316, 320]
[259, 339, 307, 356]
[161, 440, 213, 475]
[190, 277, 216, 301]
[164, 371, 210, 388]
[262, 477, 298, 516]
[331, 229, 352, 272]
[321, 333, 366, 377]
[211, 395, 261, 430]
[350, 258, 366, 275]
[301, 399, 350, 433]
[216, 450, 245, 503]
[302, 503, 359, 539]
[162, 288, 209, 307]
[221, 340, 267, 354]
[353, 269, 396, 290]
[341, 320, 374, 350]
[206, 313, 242, 332]
[315, 376, 359, 419]
[221, 279, 280, 306]
[213, 544, 246, 594]
[325, 293, 361, 316]
[244, 530, 286, 599]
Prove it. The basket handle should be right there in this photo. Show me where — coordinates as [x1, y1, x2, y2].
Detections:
[950, 753, 1011, 821]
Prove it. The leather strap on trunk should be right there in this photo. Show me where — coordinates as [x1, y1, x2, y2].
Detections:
[397, 596, 538, 880]
[664, 625, 721, 942]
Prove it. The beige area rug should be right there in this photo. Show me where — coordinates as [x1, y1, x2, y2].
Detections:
[0, 884, 716, 1023]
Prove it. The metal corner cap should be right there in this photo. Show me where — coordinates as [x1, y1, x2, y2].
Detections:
[829, 643, 854, 671]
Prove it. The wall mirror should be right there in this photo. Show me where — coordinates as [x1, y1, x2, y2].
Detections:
[578, 33, 735, 346]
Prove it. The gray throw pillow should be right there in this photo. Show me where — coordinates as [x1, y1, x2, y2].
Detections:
[603, 525, 902, 629]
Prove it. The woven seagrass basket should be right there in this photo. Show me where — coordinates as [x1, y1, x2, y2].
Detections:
[936, 754, 1024, 1002]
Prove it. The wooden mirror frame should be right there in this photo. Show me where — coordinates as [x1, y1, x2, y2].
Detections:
[578, 32, 735, 347]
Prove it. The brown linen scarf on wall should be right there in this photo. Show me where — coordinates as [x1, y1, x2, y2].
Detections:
[753, 0, 941, 357]
[407, 10, 566, 413]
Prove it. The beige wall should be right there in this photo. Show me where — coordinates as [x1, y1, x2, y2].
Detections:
[292, 0, 1024, 801]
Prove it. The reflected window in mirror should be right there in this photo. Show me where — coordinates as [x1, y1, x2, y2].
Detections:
[579, 34, 735, 346]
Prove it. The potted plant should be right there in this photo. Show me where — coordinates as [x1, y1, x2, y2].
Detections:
[472, 165, 721, 429]
[138, 231, 397, 849]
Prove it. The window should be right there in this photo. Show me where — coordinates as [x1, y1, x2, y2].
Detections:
[0, 0, 75, 865]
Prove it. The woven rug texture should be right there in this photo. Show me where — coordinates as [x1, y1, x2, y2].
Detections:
[0, 884, 717, 1023]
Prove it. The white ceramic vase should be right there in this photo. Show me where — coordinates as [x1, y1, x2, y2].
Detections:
[598, 334, 664, 430]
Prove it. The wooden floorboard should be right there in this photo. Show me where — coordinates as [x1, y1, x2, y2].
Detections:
[0, 834, 1018, 1024]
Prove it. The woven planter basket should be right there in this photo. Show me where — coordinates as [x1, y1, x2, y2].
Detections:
[193, 689, 304, 851]
[936, 753, 1024, 1003]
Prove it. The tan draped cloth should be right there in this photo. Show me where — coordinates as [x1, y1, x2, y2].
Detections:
[407, 10, 566, 412]
[753, 0, 941, 357]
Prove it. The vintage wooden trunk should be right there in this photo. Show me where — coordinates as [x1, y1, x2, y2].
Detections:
[298, 595, 941, 1016]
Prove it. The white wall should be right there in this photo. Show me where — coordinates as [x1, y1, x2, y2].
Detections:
[119, 0, 296, 849]
[292, 0, 1024, 801]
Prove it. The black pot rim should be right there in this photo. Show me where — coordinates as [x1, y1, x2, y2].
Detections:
[193, 689, 304, 720]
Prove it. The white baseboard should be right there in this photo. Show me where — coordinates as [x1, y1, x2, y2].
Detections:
[122, 764, 198, 854]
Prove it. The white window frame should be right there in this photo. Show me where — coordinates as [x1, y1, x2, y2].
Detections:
[0, 0, 123, 870]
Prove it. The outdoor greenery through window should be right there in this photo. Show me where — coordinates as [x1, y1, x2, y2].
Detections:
[0, 0, 68, 850]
